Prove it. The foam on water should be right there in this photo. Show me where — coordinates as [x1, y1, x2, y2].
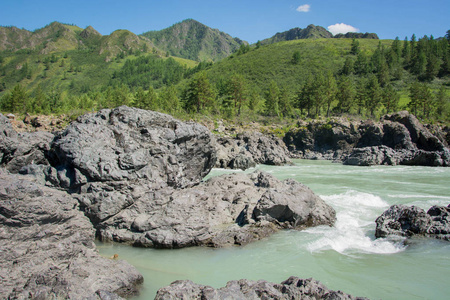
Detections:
[305, 191, 406, 255]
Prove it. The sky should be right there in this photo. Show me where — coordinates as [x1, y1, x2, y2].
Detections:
[1, 0, 449, 44]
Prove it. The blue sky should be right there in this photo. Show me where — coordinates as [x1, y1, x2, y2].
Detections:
[1, 0, 449, 43]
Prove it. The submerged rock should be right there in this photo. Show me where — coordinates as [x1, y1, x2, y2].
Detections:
[375, 204, 450, 241]
[93, 171, 336, 248]
[155, 276, 368, 300]
[0, 170, 143, 299]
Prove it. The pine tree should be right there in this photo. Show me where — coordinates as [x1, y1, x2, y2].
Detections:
[382, 84, 400, 113]
[336, 76, 355, 113]
[227, 73, 247, 116]
[324, 71, 337, 117]
[365, 75, 382, 116]
[183, 72, 215, 113]
[264, 80, 280, 116]
[350, 38, 360, 55]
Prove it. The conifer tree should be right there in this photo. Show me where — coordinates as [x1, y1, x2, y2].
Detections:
[336, 76, 355, 113]
[365, 75, 382, 116]
[183, 72, 215, 113]
[265, 80, 280, 116]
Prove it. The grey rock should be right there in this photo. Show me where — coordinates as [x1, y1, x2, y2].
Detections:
[0, 114, 54, 173]
[285, 111, 449, 167]
[93, 171, 336, 248]
[344, 146, 402, 166]
[0, 170, 143, 299]
[237, 132, 292, 166]
[284, 119, 360, 162]
[214, 136, 256, 170]
[155, 276, 368, 300]
[48, 106, 216, 189]
[375, 204, 450, 241]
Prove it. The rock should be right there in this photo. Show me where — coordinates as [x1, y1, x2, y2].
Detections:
[375, 204, 450, 241]
[48, 106, 216, 189]
[284, 119, 360, 162]
[93, 171, 336, 248]
[285, 112, 449, 167]
[0, 114, 54, 173]
[214, 136, 256, 170]
[237, 131, 292, 166]
[344, 146, 402, 166]
[155, 276, 368, 300]
[0, 170, 143, 299]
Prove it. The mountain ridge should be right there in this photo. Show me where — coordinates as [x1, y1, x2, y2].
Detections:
[140, 19, 246, 62]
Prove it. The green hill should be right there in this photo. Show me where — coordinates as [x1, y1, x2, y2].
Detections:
[203, 38, 389, 94]
[141, 19, 246, 62]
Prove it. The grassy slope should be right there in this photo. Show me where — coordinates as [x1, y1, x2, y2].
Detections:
[203, 38, 392, 94]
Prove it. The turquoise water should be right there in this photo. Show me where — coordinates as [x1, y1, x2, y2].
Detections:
[97, 160, 450, 299]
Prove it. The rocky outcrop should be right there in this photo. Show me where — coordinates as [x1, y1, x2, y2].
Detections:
[215, 132, 292, 170]
[0, 114, 54, 173]
[214, 136, 256, 170]
[284, 118, 360, 161]
[0, 170, 143, 299]
[48, 106, 216, 189]
[284, 111, 450, 166]
[375, 204, 450, 241]
[155, 276, 368, 300]
[93, 171, 336, 248]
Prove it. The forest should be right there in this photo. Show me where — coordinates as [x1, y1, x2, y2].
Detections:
[0, 26, 449, 124]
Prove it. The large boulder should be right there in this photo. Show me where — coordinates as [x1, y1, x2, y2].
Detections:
[375, 204, 450, 241]
[0, 114, 54, 173]
[91, 171, 336, 248]
[345, 111, 449, 166]
[0, 170, 143, 299]
[237, 132, 292, 166]
[284, 118, 360, 161]
[155, 276, 368, 300]
[214, 136, 256, 170]
[48, 106, 217, 189]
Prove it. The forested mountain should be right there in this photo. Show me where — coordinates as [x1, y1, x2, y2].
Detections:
[0, 20, 448, 124]
[140, 19, 246, 62]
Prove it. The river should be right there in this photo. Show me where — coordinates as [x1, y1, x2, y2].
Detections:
[97, 159, 450, 299]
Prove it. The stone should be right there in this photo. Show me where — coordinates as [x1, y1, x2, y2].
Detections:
[48, 106, 217, 189]
[154, 276, 368, 300]
[237, 131, 292, 166]
[0, 170, 143, 299]
[375, 204, 450, 241]
[93, 171, 336, 248]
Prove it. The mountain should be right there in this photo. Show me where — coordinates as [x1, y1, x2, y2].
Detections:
[141, 19, 246, 62]
[334, 32, 379, 39]
[260, 24, 380, 45]
[261, 25, 333, 45]
[0, 22, 157, 60]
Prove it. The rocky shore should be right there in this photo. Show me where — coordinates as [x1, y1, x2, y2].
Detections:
[284, 111, 450, 167]
[1, 107, 448, 299]
[0, 106, 338, 298]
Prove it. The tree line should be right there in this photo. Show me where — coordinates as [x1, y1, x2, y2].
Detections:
[0, 32, 449, 122]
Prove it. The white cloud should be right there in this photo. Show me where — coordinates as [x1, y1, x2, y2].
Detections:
[327, 23, 359, 35]
[296, 4, 310, 12]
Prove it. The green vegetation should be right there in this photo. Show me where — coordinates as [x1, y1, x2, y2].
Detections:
[0, 21, 449, 126]
[141, 19, 245, 62]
